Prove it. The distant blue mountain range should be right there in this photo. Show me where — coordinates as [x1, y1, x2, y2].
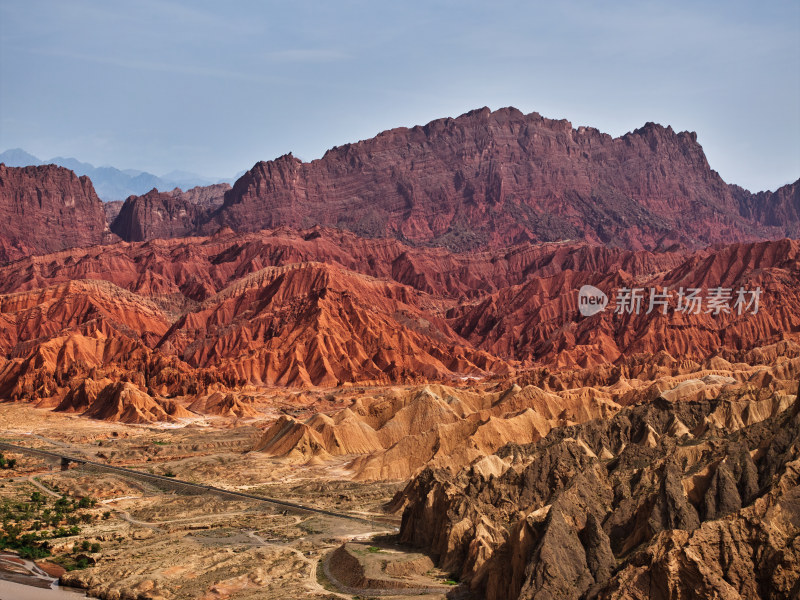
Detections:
[0, 148, 235, 201]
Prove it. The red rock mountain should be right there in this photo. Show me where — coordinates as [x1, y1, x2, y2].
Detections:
[0, 110, 797, 599]
[3, 109, 797, 259]
[737, 178, 800, 227]
[0, 164, 109, 263]
[193, 107, 798, 251]
[0, 230, 797, 397]
[158, 261, 505, 387]
[453, 238, 800, 367]
[110, 184, 229, 242]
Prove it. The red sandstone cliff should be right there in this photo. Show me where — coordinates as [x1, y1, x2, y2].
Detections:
[201, 107, 798, 251]
[0, 164, 108, 263]
[110, 184, 229, 242]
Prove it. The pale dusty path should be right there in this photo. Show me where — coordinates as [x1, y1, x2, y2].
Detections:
[5, 438, 427, 598]
[320, 550, 453, 599]
[27, 474, 61, 498]
[245, 530, 352, 599]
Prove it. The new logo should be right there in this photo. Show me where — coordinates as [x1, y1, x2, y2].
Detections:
[578, 285, 608, 317]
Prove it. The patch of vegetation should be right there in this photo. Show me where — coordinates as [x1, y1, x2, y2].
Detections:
[0, 527, 52, 559]
[352, 544, 386, 556]
[0, 453, 18, 469]
[52, 553, 91, 571]
[298, 521, 321, 535]
[52, 538, 101, 571]
[0, 472, 100, 567]
[315, 550, 340, 593]
[73, 539, 101, 553]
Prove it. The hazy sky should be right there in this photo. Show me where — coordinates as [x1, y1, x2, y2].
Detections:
[1, 0, 798, 191]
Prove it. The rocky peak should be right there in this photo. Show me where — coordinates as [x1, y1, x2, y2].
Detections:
[205, 107, 796, 251]
[0, 163, 107, 263]
[111, 183, 228, 242]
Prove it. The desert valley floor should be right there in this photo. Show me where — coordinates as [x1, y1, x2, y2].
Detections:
[0, 345, 798, 599]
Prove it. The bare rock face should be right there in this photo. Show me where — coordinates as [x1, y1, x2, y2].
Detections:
[157, 261, 506, 387]
[396, 392, 800, 600]
[206, 107, 798, 251]
[187, 391, 259, 418]
[56, 377, 112, 413]
[519, 505, 594, 600]
[647, 460, 701, 535]
[103, 199, 124, 224]
[702, 460, 742, 520]
[0, 164, 107, 263]
[174, 183, 230, 209]
[2, 111, 797, 258]
[81, 380, 193, 424]
[0, 232, 797, 393]
[451, 238, 800, 366]
[579, 514, 615, 587]
[111, 189, 205, 242]
[738, 178, 800, 231]
[110, 183, 229, 242]
[0, 279, 201, 403]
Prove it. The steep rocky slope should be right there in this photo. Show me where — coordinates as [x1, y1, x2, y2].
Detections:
[158, 261, 506, 387]
[394, 373, 800, 600]
[103, 199, 124, 224]
[175, 183, 230, 208]
[0, 226, 685, 301]
[110, 184, 229, 242]
[1, 108, 797, 600]
[252, 347, 800, 480]
[454, 238, 800, 366]
[187, 390, 260, 418]
[0, 233, 797, 396]
[0, 164, 109, 263]
[737, 178, 800, 228]
[57, 379, 193, 424]
[0, 278, 208, 409]
[200, 107, 797, 251]
[253, 382, 619, 480]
